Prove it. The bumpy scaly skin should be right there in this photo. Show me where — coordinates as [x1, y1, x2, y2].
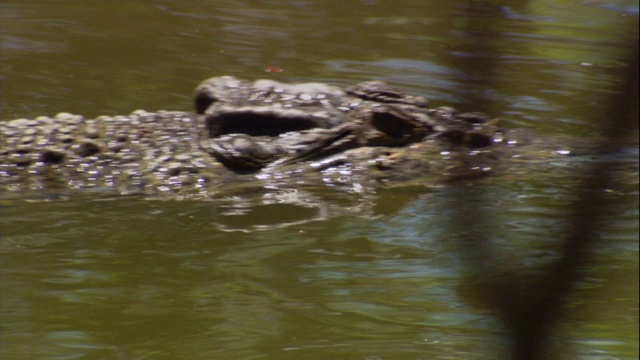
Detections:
[0, 77, 505, 198]
[0, 110, 227, 196]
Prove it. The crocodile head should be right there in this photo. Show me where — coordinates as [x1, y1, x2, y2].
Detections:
[193, 76, 442, 172]
[195, 76, 440, 172]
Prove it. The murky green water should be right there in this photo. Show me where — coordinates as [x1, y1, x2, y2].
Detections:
[1, 1, 638, 359]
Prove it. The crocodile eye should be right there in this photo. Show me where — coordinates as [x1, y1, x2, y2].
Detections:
[194, 92, 218, 115]
[204, 109, 323, 138]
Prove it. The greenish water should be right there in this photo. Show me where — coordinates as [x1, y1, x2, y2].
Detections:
[1, 1, 638, 359]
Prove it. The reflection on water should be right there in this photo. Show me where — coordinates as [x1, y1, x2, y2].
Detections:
[2, 152, 637, 359]
[1, 0, 638, 359]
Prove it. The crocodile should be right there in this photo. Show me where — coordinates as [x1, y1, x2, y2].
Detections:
[0, 76, 513, 199]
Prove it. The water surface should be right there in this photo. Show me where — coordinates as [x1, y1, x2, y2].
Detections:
[1, 1, 638, 359]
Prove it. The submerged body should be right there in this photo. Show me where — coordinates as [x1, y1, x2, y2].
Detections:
[0, 76, 513, 198]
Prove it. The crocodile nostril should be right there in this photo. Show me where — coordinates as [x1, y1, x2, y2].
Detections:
[371, 110, 415, 137]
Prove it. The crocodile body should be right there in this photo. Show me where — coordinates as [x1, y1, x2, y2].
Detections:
[0, 76, 508, 198]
